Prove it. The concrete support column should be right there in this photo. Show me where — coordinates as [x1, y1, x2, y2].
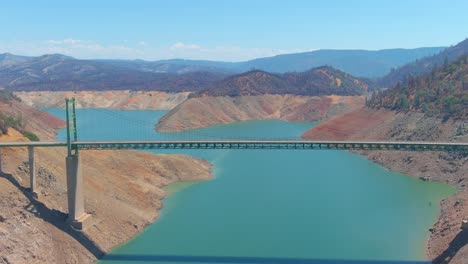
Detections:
[0, 147, 2, 172]
[28, 146, 36, 193]
[66, 154, 90, 229]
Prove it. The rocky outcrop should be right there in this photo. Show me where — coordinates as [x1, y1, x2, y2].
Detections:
[156, 95, 365, 132]
[302, 107, 468, 264]
[15, 90, 190, 110]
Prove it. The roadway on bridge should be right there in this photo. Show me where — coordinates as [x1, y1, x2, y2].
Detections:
[0, 140, 466, 151]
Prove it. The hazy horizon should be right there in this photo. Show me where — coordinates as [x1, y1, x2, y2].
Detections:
[1, 0, 468, 61]
[0, 45, 453, 63]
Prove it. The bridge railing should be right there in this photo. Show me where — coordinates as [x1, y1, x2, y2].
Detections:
[72, 140, 468, 152]
[0, 140, 466, 152]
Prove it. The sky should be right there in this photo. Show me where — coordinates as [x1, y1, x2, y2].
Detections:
[1, 0, 467, 61]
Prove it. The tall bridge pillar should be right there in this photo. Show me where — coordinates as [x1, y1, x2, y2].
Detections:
[28, 146, 36, 195]
[66, 154, 90, 230]
[64, 97, 90, 230]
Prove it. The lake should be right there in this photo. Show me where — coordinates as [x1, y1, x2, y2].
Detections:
[48, 109, 455, 264]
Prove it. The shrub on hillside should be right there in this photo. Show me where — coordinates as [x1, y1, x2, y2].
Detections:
[23, 131, 39, 141]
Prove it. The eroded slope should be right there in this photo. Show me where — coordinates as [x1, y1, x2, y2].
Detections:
[156, 95, 365, 132]
[302, 108, 468, 264]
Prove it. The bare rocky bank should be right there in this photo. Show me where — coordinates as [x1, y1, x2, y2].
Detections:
[156, 94, 365, 132]
[0, 101, 212, 264]
[0, 131, 212, 264]
[7, 91, 466, 262]
[302, 107, 468, 264]
[15, 90, 190, 110]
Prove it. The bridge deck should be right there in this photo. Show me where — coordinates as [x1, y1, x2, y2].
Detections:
[0, 141, 67, 147]
[0, 140, 466, 152]
[74, 140, 467, 151]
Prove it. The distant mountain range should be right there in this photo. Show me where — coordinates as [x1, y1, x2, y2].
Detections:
[0, 46, 445, 89]
[378, 38, 468, 87]
[0, 43, 464, 92]
[98, 47, 445, 78]
[96, 58, 238, 75]
[193, 66, 370, 97]
[0, 54, 226, 91]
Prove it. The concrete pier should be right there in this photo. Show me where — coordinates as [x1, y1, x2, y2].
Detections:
[66, 154, 91, 230]
[462, 220, 468, 231]
[28, 146, 36, 194]
[0, 147, 2, 172]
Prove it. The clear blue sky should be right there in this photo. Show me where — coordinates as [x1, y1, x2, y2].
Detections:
[1, 0, 467, 61]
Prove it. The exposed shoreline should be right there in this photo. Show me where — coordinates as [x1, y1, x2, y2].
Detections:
[14, 90, 190, 110]
[302, 107, 468, 263]
[155, 94, 365, 132]
[8, 92, 466, 263]
[0, 129, 213, 264]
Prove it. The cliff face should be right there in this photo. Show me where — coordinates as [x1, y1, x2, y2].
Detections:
[302, 107, 468, 264]
[15, 90, 190, 110]
[156, 95, 365, 132]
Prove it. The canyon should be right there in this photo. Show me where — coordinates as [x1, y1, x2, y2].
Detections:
[4, 90, 467, 263]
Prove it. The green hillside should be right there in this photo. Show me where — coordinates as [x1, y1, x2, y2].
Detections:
[368, 55, 468, 119]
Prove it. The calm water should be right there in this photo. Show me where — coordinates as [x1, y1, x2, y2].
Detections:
[49, 109, 455, 264]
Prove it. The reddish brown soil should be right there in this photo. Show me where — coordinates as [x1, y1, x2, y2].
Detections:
[0, 141, 212, 264]
[302, 107, 468, 264]
[303, 108, 396, 140]
[0, 99, 213, 264]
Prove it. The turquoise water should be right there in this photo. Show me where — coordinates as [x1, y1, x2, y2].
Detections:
[49, 109, 455, 264]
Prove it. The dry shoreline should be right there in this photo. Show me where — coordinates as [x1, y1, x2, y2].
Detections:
[302, 107, 468, 264]
[14, 90, 190, 110]
[155, 94, 365, 132]
[8, 92, 466, 263]
[0, 144, 213, 264]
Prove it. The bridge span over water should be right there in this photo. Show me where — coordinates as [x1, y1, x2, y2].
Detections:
[1, 139, 466, 151]
[0, 98, 466, 229]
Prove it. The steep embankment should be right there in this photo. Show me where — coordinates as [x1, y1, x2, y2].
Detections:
[156, 95, 365, 132]
[0, 98, 213, 263]
[15, 90, 190, 110]
[156, 65, 369, 132]
[302, 108, 467, 263]
[0, 135, 212, 264]
[0, 93, 65, 140]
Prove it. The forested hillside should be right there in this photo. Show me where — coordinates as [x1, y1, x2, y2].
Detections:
[368, 55, 468, 119]
[378, 38, 468, 87]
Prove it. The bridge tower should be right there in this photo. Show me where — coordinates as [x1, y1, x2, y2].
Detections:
[65, 98, 90, 230]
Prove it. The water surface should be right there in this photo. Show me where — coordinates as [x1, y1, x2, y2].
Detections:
[48, 109, 455, 264]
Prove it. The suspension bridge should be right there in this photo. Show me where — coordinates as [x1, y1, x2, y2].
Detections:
[0, 98, 467, 229]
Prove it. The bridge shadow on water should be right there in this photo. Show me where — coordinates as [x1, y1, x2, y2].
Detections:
[0, 171, 105, 259]
[432, 228, 468, 264]
[102, 255, 431, 264]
